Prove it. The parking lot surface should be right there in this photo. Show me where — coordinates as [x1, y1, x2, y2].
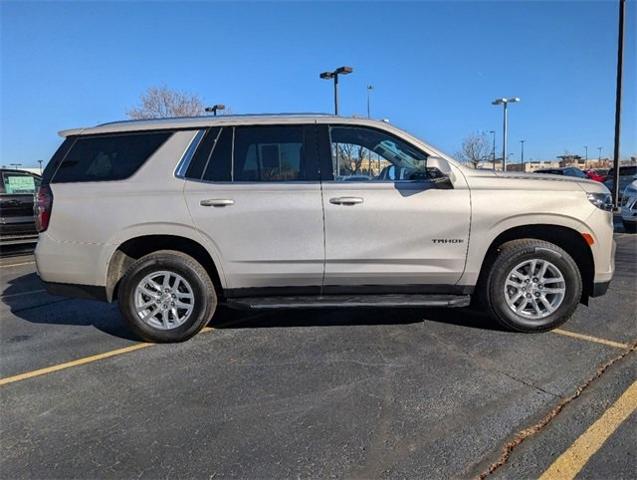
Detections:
[1, 234, 635, 479]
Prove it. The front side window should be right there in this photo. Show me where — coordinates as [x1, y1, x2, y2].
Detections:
[328, 126, 428, 182]
[51, 131, 172, 183]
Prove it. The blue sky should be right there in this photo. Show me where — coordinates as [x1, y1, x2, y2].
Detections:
[1, 0, 635, 167]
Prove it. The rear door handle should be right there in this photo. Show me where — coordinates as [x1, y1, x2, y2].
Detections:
[200, 198, 234, 207]
[329, 196, 364, 206]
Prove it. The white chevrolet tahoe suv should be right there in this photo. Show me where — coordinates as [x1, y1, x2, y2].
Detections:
[35, 114, 615, 342]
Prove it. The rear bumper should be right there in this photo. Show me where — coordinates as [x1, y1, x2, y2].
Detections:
[43, 280, 108, 302]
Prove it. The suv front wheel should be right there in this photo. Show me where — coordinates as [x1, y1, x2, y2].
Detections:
[485, 239, 582, 332]
[118, 250, 217, 342]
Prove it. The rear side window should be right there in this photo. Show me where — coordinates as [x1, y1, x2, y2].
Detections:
[51, 131, 172, 183]
[233, 125, 314, 182]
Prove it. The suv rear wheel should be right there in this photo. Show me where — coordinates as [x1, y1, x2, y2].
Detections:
[485, 239, 582, 332]
[118, 250, 217, 342]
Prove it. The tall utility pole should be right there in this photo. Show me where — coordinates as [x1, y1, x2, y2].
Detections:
[205, 104, 225, 116]
[490, 130, 496, 170]
[38, 160, 43, 174]
[492, 97, 520, 171]
[584, 146, 588, 161]
[366, 85, 374, 118]
[320, 66, 353, 115]
[611, 0, 625, 208]
[598, 146, 603, 161]
[520, 140, 526, 166]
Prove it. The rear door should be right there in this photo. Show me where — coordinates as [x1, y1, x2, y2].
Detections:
[318, 124, 471, 291]
[183, 124, 325, 293]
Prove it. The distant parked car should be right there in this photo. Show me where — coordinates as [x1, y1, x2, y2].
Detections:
[534, 167, 588, 179]
[585, 169, 606, 182]
[620, 180, 637, 233]
[0, 169, 41, 239]
[604, 166, 637, 201]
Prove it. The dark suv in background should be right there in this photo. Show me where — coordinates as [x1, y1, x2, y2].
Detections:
[0, 168, 41, 241]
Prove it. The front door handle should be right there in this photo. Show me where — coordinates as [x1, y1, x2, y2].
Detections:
[200, 198, 234, 207]
[329, 196, 364, 206]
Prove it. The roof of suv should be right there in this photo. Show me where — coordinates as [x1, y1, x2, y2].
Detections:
[58, 113, 392, 137]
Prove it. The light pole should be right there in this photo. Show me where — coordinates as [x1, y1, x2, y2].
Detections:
[205, 104, 225, 116]
[9, 163, 21, 170]
[611, 0, 625, 208]
[520, 140, 525, 166]
[598, 146, 602, 161]
[492, 97, 520, 171]
[584, 145, 588, 162]
[366, 84, 374, 118]
[320, 66, 353, 115]
[38, 160, 43, 174]
[489, 130, 496, 170]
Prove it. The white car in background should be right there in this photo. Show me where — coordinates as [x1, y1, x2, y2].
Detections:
[621, 180, 637, 233]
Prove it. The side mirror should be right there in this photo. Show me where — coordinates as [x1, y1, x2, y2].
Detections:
[427, 156, 455, 187]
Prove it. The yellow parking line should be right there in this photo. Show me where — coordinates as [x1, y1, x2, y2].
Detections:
[551, 329, 631, 350]
[538, 380, 637, 480]
[0, 261, 35, 269]
[0, 326, 215, 387]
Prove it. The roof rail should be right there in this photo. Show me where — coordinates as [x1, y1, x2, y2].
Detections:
[96, 112, 337, 127]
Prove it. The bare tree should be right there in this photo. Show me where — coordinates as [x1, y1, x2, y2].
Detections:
[456, 131, 492, 169]
[127, 86, 205, 119]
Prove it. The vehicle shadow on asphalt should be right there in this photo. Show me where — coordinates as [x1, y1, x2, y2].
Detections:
[211, 305, 504, 332]
[2, 273, 504, 341]
[2, 273, 139, 341]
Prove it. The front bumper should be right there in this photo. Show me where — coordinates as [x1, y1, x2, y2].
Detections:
[591, 281, 611, 297]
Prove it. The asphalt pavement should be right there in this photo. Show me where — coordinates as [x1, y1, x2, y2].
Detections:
[0, 234, 635, 479]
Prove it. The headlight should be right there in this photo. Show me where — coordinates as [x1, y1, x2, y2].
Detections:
[587, 192, 613, 211]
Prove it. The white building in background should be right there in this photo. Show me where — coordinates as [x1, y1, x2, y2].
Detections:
[1, 167, 42, 175]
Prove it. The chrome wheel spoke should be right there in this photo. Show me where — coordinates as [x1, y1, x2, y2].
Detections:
[504, 258, 566, 320]
[134, 270, 195, 330]
[543, 287, 565, 294]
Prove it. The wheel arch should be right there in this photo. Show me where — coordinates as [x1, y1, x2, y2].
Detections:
[476, 224, 595, 303]
[106, 234, 225, 302]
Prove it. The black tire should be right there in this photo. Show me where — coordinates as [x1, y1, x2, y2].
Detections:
[623, 220, 637, 233]
[484, 239, 582, 332]
[118, 250, 217, 342]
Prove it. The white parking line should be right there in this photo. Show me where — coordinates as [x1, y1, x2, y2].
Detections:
[0, 261, 35, 269]
[1, 289, 46, 299]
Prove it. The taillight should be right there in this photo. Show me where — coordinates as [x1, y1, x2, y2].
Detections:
[35, 185, 53, 232]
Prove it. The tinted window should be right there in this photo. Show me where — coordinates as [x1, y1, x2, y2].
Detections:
[51, 131, 172, 183]
[565, 168, 587, 178]
[202, 127, 232, 182]
[328, 126, 428, 182]
[233, 126, 314, 181]
[185, 127, 220, 180]
[42, 137, 76, 184]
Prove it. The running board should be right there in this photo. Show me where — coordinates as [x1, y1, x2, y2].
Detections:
[225, 294, 471, 310]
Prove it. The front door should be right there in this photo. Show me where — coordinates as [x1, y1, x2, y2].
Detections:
[319, 124, 471, 292]
[183, 124, 324, 293]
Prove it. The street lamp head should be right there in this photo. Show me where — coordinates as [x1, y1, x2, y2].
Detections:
[507, 97, 521, 103]
[492, 98, 507, 105]
[320, 71, 335, 80]
[335, 66, 353, 75]
[367, 84, 374, 90]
